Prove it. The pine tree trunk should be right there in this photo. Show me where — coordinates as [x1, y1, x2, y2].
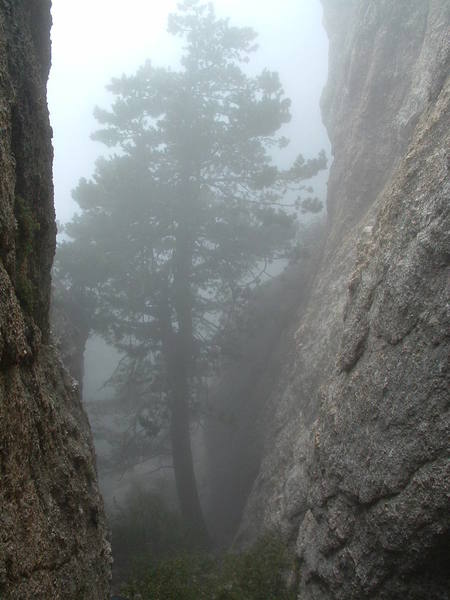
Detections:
[169, 355, 209, 545]
[159, 223, 210, 545]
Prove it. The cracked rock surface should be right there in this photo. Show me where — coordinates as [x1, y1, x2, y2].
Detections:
[239, 1, 449, 598]
[0, 1, 111, 597]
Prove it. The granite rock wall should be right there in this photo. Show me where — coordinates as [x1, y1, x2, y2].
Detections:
[0, 2, 110, 597]
[238, 2, 449, 597]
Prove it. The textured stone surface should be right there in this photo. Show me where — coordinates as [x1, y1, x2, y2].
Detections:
[238, 1, 449, 598]
[50, 284, 90, 386]
[204, 241, 325, 545]
[0, 1, 111, 598]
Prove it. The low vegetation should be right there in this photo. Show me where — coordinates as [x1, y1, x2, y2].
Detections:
[121, 535, 296, 600]
[111, 486, 296, 600]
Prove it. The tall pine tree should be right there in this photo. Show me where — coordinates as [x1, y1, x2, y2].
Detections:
[57, 0, 326, 542]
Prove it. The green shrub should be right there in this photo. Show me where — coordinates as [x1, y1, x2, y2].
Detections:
[120, 532, 296, 600]
[123, 554, 217, 600]
[219, 534, 296, 600]
[110, 484, 190, 579]
[111, 485, 296, 599]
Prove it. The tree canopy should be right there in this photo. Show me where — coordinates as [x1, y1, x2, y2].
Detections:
[56, 0, 326, 542]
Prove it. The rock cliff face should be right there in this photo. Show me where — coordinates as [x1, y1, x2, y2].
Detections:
[239, 1, 449, 598]
[0, 2, 110, 598]
[204, 241, 324, 544]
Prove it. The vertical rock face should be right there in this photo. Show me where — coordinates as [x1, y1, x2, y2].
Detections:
[0, 2, 110, 598]
[204, 249, 324, 545]
[239, 1, 449, 598]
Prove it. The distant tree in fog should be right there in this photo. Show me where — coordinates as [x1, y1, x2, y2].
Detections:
[56, 0, 326, 543]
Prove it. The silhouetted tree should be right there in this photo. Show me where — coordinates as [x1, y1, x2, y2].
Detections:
[56, 0, 326, 543]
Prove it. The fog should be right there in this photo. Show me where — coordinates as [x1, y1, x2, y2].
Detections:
[49, 0, 330, 224]
[49, 0, 331, 592]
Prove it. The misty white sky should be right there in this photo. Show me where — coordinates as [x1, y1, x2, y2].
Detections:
[48, 0, 330, 225]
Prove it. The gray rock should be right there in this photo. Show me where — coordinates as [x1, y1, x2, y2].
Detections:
[238, 1, 450, 598]
[0, 1, 111, 597]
